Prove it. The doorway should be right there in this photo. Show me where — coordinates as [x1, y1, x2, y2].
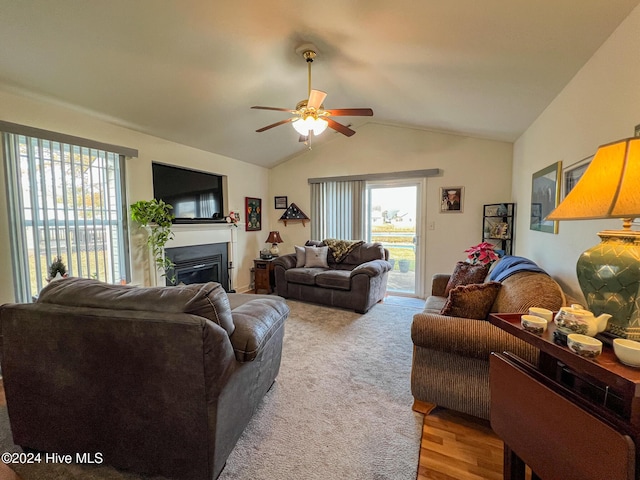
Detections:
[366, 180, 423, 296]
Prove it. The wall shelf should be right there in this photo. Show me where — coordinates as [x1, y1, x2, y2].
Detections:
[482, 203, 515, 255]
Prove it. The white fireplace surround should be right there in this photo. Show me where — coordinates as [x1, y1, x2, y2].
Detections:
[154, 223, 239, 288]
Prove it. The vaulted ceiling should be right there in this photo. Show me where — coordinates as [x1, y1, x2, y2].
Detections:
[1, 0, 638, 168]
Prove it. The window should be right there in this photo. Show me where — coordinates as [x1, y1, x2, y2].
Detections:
[2, 126, 133, 302]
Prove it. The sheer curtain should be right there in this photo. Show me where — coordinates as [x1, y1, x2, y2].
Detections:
[310, 180, 365, 240]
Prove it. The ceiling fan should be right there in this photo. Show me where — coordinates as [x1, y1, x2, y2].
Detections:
[251, 45, 373, 141]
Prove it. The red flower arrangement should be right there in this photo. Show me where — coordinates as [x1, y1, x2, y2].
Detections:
[464, 242, 500, 265]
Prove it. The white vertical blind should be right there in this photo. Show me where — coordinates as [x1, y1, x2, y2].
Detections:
[310, 180, 365, 240]
[3, 131, 130, 302]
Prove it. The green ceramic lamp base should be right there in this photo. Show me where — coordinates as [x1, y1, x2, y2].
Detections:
[577, 229, 640, 340]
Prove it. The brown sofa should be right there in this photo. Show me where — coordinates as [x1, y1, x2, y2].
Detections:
[0, 277, 289, 480]
[273, 240, 391, 313]
[411, 257, 570, 420]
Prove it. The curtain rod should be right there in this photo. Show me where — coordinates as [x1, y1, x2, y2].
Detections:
[308, 168, 440, 184]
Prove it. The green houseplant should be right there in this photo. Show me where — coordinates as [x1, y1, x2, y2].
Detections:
[130, 199, 175, 283]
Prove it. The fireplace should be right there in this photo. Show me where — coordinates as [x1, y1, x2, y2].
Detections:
[165, 242, 229, 291]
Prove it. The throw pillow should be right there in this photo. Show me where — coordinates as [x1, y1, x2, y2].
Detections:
[444, 261, 491, 296]
[295, 245, 306, 267]
[304, 245, 329, 268]
[440, 281, 502, 320]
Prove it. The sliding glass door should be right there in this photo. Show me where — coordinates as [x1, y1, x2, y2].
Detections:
[366, 180, 422, 296]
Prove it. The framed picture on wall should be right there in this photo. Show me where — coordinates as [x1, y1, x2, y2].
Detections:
[439, 186, 464, 213]
[562, 154, 593, 199]
[274, 196, 288, 209]
[245, 197, 262, 231]
[530, 161, 562, 234]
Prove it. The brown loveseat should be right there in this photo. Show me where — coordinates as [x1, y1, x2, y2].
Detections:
[0, 277, 289, 480]
[411, 256, 571, 420]
[273, 240, 391, 313]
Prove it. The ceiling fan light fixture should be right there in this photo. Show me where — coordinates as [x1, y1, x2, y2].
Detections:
[292, 116, 328, 136]
[312, 118, 328, 135]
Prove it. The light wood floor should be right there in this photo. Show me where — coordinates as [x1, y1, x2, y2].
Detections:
[414, 400, 507, 480]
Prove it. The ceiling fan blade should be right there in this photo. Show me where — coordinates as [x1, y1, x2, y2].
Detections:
[307, 89, 327, 110]
[251, 106, 296, 113]
[324, 108, 374, 117]
[326, 118, 356, 137]
[256, 117, 295, 132]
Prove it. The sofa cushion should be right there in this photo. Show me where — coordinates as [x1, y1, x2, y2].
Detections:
[444, 262, 490, 295]
[491, 271, 565, 313]
[424, 295, 447, 314]
[315, 270, 352, 290]
[295, 245, 306, 267]
[37, 277, 236, 335]
[304, 246, 329, 268]
[440, 282, 502, 320]
[285, 267, 325, 286]
[339, 242, 387, 265]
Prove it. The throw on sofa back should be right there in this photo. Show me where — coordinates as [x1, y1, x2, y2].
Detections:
[306, 239, 388, 266]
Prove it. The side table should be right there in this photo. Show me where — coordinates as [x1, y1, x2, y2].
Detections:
[253, 258, 275, 294]
[489, 313, 638, 480]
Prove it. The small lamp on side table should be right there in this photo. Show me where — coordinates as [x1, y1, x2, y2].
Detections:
[266, 231, 283, 256]
[547, 137, 640, 338]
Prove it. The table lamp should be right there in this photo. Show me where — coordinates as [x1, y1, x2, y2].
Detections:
[266, 231, 284, 256]
[546, 137, 640, 338]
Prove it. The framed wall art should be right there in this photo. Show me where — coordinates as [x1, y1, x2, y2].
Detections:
[530, 161, 562, 234]
[440, 186, 464, 213]
[562, 155, 593, 199]
[245, 197, 262, 231]
[274, 196, 288, 209]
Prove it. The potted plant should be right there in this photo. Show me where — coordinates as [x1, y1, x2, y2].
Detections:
[47, 256, 68, 282]
[464, 242, 501, 266]
[130, 199, 176, 282]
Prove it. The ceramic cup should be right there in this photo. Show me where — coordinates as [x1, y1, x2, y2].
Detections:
[521, 314, 548, 335]
[567, 333, 602, 359]
[613, 338, 640, 367]
[528, 307, 553, 323]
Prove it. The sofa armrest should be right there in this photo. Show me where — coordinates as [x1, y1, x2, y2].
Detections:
[229, 298, 290, 362]
[411, 311, 538, 363]
[273, 253, 296, 270]
[350, 259, 391, 277]
[431, 274, 451, 297]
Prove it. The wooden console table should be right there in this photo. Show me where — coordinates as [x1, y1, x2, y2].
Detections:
[489, 313, 640, 480]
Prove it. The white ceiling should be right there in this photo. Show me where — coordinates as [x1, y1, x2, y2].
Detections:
[1, 0, 638, 168]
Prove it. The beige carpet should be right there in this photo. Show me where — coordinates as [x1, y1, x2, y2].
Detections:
[0, 299, 424, 480]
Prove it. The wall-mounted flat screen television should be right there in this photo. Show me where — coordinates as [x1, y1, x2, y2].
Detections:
[152, 162, 225, 223]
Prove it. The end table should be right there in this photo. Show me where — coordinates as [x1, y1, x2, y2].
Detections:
[253, 258, 275, 294]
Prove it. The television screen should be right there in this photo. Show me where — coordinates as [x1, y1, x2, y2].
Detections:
[152, 163, 225, 223]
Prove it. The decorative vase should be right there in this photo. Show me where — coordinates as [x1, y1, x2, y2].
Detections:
[577, 231, 640, 339]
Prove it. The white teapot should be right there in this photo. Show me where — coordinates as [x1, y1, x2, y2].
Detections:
[554, 304, 612, 337]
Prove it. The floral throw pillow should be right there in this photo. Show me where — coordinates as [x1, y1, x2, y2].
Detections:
[444, 261, 491, 296]
[440, 282, 502, 320]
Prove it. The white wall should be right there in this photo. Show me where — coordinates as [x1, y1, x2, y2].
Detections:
[269, 122, 513, 297]
[0, 89, 269, 303]
[512, 4, 640, 300]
